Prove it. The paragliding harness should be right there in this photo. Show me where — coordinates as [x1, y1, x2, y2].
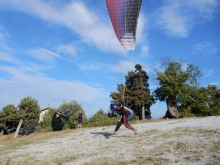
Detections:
[124, 106, 136, 121]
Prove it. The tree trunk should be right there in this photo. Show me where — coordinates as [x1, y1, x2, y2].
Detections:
[0, 129, 3, 136]
[142, 105, 145, 120]
[166, 99, 180, 118]
[14, 118, 23, 138]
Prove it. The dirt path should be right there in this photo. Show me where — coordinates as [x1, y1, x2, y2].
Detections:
[0, 116, 220, 165]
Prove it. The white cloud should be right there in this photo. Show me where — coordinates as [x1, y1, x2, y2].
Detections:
[192, 41, 220, 57]
[136, 13, 150, 58]
[204, 82, 219, 87]
[77, 61, 104, 72]
[0, 27, 9, 41]
[0, 52, 17, 63]
[136, 13, 147, 44]
[57, 44, 76, 57]
[76, 58, 149, 74]
[0, 32, 4, 41]
[109, 60, 135, 74]
[156, 1, 192, 37]
[0, 66, 109, 117]
[184, 0, 218, 20]
[139, 45, 149, 58]
[27, 48, 61, 62]
[0, 30, 12, 51]
[203, 69, 214, 78]
[0, 0, 123, 53]
[155, 0, 218, 37]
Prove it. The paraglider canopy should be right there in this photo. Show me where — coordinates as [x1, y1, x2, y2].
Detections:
[106, 0, 142, 50]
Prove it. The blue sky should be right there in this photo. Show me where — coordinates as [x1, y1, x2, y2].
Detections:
[0, 0, 219, 118]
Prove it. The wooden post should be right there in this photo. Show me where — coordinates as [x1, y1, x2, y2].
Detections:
[14, 118, 23, 138]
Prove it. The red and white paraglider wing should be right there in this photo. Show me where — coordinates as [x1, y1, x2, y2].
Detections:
[106, 0, 142, 50]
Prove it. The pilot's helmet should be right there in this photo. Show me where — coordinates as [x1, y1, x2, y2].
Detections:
[110, 103, 118, 112]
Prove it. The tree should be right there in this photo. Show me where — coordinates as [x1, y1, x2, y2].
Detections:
[154, 58, 203, 118]
[89, 109, 117, 126]
[57, 101, 86, 129]
[182, 86, 209, 116]
[1, 104, 20, 124]
[0, 111, 6, 135]
[18, 96, 41, 124]
[206, 85, 220, 115]
[0, 104, 20, 135]
[126, 64, 155, 119]
[110, 64, 155, 120]
[107, 109, 118, 118]
[179, 85, 220, 116]
[110, 84, 126, 105]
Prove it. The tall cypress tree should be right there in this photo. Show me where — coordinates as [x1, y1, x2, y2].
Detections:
[126, 64, 155, 119]
[110, 64, 155, 120]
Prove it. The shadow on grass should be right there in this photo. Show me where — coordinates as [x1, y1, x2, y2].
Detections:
[89, 132, 113, 139]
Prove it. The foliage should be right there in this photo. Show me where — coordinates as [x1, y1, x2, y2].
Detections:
[18, 96, 41, 124]
[178, 85, 220, 117]
[56, 100, 86, 130]
[0, 104, 20, 134]
[126, 64, 155, 119]
[154, 58, 203, 117]
[206, 85, 220, 115]
[38, 108, 57, 131]
[0, 111, 4, 131]
[179, 107, 196, 117]
[154, 59, 202, 102]
[64, 114, 77, 129]
[107, 110, 118, 118]
[188, 87, 210, 116]
[110, 64, 155, 120]
[2, 104, 20, 122]
[89, 109, 118, 127]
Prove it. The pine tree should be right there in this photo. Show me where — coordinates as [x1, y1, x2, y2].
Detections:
[18, 96, 41, 124]
[1, 104, 20, 124]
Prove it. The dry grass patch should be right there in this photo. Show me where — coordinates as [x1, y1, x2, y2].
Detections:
[130, 157, 170, 165]
[0, 141, 31, 155]
[83, 157, 126, 165]
[55, 155, 77, 165]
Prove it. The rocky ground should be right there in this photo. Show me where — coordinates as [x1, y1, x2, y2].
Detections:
[0, 116, 220, 165]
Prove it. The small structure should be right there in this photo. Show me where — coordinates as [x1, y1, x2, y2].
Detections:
[39, 104, 51, 123]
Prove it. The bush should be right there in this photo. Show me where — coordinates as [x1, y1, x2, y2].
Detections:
[179, 108, 196, 117]
[38, 108, 57, 131]
[89, 109, 119, 127]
